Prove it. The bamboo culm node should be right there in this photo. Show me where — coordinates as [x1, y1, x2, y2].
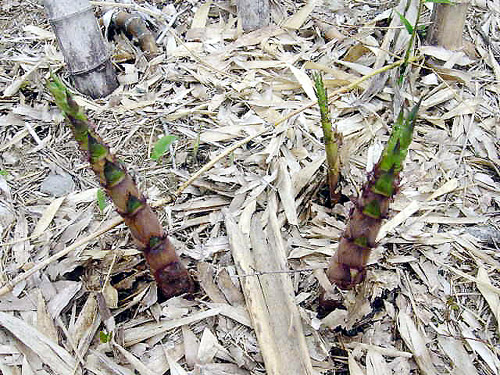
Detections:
[47, 74, 194, 299]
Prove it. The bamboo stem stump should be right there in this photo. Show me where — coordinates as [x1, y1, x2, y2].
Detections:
[426, 1, 469, 50]
[236, 0, 270, 31]
[44, 0, 118, 98]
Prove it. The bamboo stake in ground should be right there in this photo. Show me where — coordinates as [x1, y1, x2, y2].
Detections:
[47, 75, 194, 299]
[325, 101, 420, 291]
[236, 0, 270, 31]
[426, 1, 469, 50]
[44, 0, 118, 98]
[313, 72, 342, 205]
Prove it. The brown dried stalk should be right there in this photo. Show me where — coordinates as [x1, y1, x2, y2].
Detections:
[47, 75, 194, 298]
[110, 11, 159, 58]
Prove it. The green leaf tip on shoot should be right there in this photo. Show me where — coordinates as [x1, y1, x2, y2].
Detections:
[396, 11, 414, 34]
[364, 197, 384, 218]
[398, 0, 426, 85]
[312, 72, 330, 127]
[46, 73, 87, 123]
[47, 74, 90, 148]
[149, 235, 163, 249]
[103, 160, 126, 187]
[126, 194, 145, 215]
[88, 134, 107, 163]
[379, 100, 420, 173]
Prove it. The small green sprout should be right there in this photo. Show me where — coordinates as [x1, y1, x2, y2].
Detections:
[151, 135, 178, 162]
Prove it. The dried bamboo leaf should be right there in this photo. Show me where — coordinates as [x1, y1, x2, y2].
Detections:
[397, 311, 438, 375]
[0, 312, 78, 375]
[89, 350, 134, 375]
[206, 302, 252, 327]
[113, 342, 160, 375]
[197, 328, 220, 364]
[47, 281, 81, 318]
[13, 213, 30, 267]
[438, 336, 479, 375]
[124, 308, 223, 346]
[217, 268, 245, 306]
[284, 0, 319, 30]
[191, 1, 212, 29]
[165, 350, 190, 375]
[68, 293, 98, 348]
[276, 158, 299, 226]
[288, 64, 317, 102]
[476, 267, 500, 335]
[348, 352, 365, 375]
[197, 262, 227, 303]
[36, 292, 58, 343]
[377, 201, 419, 241]
[366, 349, 390, 375]
[182, 326, 199, 368]
[2, 60, 44, 97]
[31, 197, 64, 238]
[239, 199, 256, 235]
[460, 323, 500, 374]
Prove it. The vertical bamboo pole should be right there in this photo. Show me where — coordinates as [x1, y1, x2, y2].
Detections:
[44, 0, 118, 98]
[236, 0, 270, 31]
[426, 1, 469, 50]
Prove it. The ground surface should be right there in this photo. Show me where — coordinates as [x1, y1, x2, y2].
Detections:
[0, 0, 499, 374]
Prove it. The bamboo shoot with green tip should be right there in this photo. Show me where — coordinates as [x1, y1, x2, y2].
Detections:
[47, 75, 194, 298]
[313, 72, 342, 205]
[325, 101, 420, 290]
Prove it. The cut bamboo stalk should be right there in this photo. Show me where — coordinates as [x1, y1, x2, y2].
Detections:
[44, 0, 118, 98]
[236, 0, 270, 31]
[110, 11, 159, 58]
[426, 1, 469, 50]
[225, 204, 314, 375]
